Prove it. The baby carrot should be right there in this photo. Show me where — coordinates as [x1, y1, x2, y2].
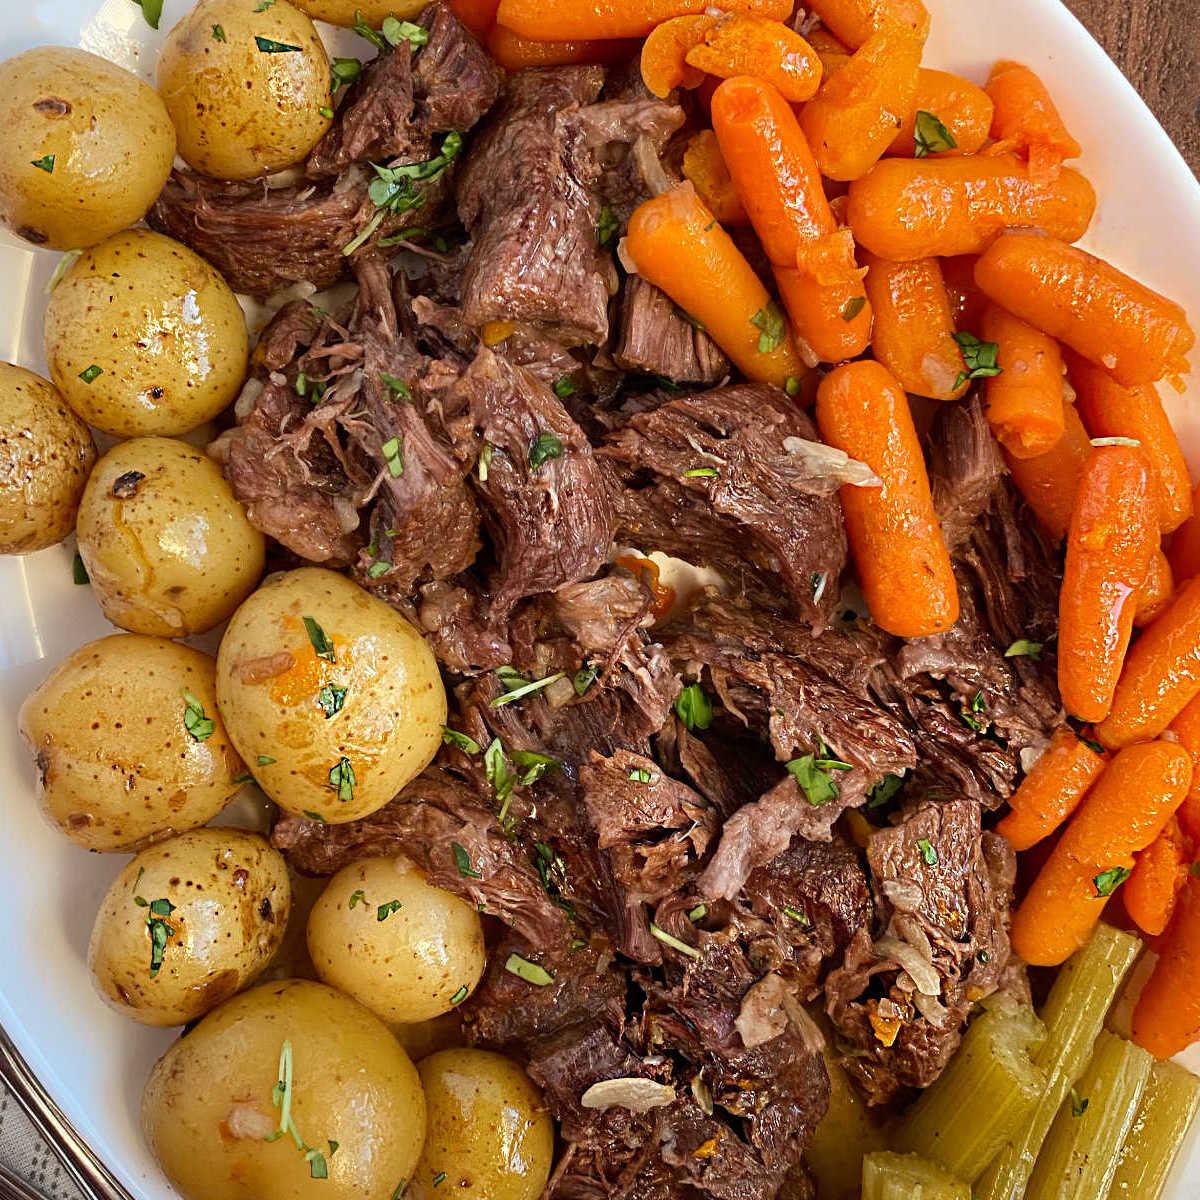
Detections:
[806, 26, 850, 75]
[496, 0, 792, 40]
[847, 154, 1097, 260]
[1135, 550, 1174, 628]
[1058, 445, 1157, 723]
[623, 182, 805, 387]
[1125, 816, 1191, 938]
[815, 360, 958, 637]
[887, 69, 995, 158]
[447, 0, 501, 35]
[1011, 739, 1192, 967]
[861, 252, 968, 400]
[979, 302, 1066, 459]
[488, 26, 635, 68]
[1003, 400, 1091, 542]
[1132, 875, 1200, 1059]
[1095, 576, 1200, 749]
[1169, 692, 1200, 841]
[681, 130, 747, 224]
[974, 233, 1196, 387]
[639, 15, 712, 97]
[941, 254, 988, 329]
[996, 726, 1107, 852]
[798, 25, 923, 181]
[686, 15, 823, 103]
[986, 60, 1081, 178]
[1067, 351, 1194, 533]
[775, 261, 872, 365]
[1170, 483, 1200, 584]
[804, 0, 929, 49]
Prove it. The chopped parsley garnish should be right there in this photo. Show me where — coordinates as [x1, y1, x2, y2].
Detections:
[529, 431, 564, 469]
[1070, 1087, 1090, 1118]
[30, 154, 54, 173]
[452, 841, 482, 878]
[442, 728, 481, 755]
[1005, 639, 1044, 660]
[303, 616, 335, 661]
[841, 295, 867, 322]
[380, 372, 412, 400]
[331, 57, 362, 92]
[1071, 724, 1106, 755]
[367, 560, 390, 579]
[477, 442, 494, 482]
[674, 683, 713, 731]
[510, 750, 560, 786]
[348, 890, 366, 909]
[317, 683, 347, 718]
[782, 905, 811, 926]
[484, 738, 515, 814]
[574, 666, 598, 695]
[961, 690, 989, 732]
[319, 105, 334, 120]
[268, 1041, 337, 1179]
[376, 900, 402, 921]
[212, 23, 226, 41]
[381, 16, 429, 47]
[133, 891, 176, 978]
[257, 754, 277, 766]
[1093, 866, 1132, 897]
[650, 922, 701, 959]
[367, 133, 463, 214]
[489, 669, 565, 707]
[381, 436, 404, 477]
[432, 1173, 447, 1187]
[255, 36, 303, 52]
[72, 553, 89, 585]
[132, 0, 163, 30]
[786, 749, 851, 807]
[181, 690, 215, 742]
[553, 376, 576, 398]
[449, 985, 469, 1006]
[750, 302, 786, 354]
[303, 810, 327, 823]
[78, 364, 103, 384]
[684, 466, 719, 478]
[504, 952, 554, 986]
[628, 767, 653, 783]
[918, 838, 938, 865]
[868, 773, 905, 808]
[952, 331, 1003, 391]
[328, 757, 356, 803]
[255, 0, 275, 9]
[785, 376, 801, 396]
[597, 206, 620, 248]
[688, 904, 708, 922]
[913, 110, 958, 157]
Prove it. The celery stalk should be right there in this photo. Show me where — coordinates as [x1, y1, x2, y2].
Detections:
[861, 1151, 970, 1200]
[1109, 1058, 1200, 1199]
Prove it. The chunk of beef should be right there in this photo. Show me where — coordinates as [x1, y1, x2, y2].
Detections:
[417, 580, 512, 672]
[601, 385, 848, 628]
[611, 275, 730, 384]
[411, 1, 501, 132]
[928, 396, 1005, 553]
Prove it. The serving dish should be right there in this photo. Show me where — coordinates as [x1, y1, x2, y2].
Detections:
[0, 0, 1197, 1196]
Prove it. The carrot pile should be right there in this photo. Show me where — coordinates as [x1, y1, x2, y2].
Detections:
[471, 0, 1200, 1059]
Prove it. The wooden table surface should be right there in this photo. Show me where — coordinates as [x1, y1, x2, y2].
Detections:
[1066, 0, 1200, 172]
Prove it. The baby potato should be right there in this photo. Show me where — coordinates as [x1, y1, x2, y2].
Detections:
[291, 0, 428, 23]
[77, 437, 265, 637]
[18, 635, 244, 852]
[216, 568, 446, 823]
[411, 1049, 554, 1200]
[88, 828, 291, 1027]
[0, 47, 175, 249]
[0, 363, 95, 554]
[158, 0, 333, 180]
[307, 856, 485, 1024]
[43, 229, 249, 438]
[144, 978, 426, 1200]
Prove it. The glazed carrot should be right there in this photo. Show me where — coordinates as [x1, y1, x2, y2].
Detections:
[623, 183, 805, 386]
[685, 15, 823, 104]
[804, 0, 930, 49]
[887, 69, 995, 157]
[639, 15, 712, 97]
[941, 254, 988, 329]
[815, 360, 958, 637]
[986, 60, 1081, 178]
[681, 130, 747, 224]
[1170, 483, 1200, 583]
[487, 26, 636, 68]
[1058, 445, 1157, 723]
[861, 252, 968, 400]
[1003, 400, 1091, 542]
[798, 26, 923, 181]
[806, 26, 851, 75]
[1067, 351, 1194, 533]
[1011, 740, 1192, 967]
[496, 0, 792, 40]
[979, 302, 1066, 459]
[1135, 550, 1174, 628]
[974, 233, 1196, 386]
[847, 155, 1096, 260]
[711, 76, 872, 363]
[996, 726, 1107, 852]
[1168, 692, 1200, 840]
[1125, 816, 1191, 938]
[1132, 875, 1200, 1059]
[1094, 576, 1200, 749]
[447, 0, 501, 36]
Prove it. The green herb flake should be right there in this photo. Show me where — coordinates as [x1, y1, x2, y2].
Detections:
[553, 376, 576, 398]
[1005, 639, 1044, 661]
[328, 757, 356, 803]
[782, 905, 811, 927]
[376, 899, 402, 922]
[78, 364, 103, 384]
[952, 331, 1003, 390]
[257, 754, 277, 766]
[628, 767, 653, 783]
[381, 16, 430, 47]
[484, 738, 515, 813]
[1070, 1087, 1090, 1118]
[317, 683, 347, 719]
[750, 301, 786, 354]
[511, 750, 560, 786]
[449, 985, 469, 1006]
[684, 466, 719, 478]
[597, 206, 620, 248]
[133, 0, 164, 29]
[868, 773, 905, 809]
[432, 1173, 447, 1188]
[574, 666, 598, 695]
[303, 616, 335, 661]
[331, 57, 363, 91]
[380, 372, 412, 399]
[688, 904, 708, 922]
[1093, 866, 1132, 898]
[367, 560, 390, 579]
[255, 35, 303, 52]
[786, 754, 842, 807]
[650, 922, 701, 960]
[442, 728, 482, 755]
[212, 23, 226, 41]
[504, 952, 555, 986]
[918, 838, 938, 866]
[381, 436, 404, 477]
[72, 552, 89, 585]
[785, 376, 801, 397]
[674, 683, 713, 732]
[255, 0, 276, 10]
[348, 890, 366, 909]
[367, 132, 463, 216]
[529, 431, 565, 469]
[913, 110, 958, 157]
[135, 894, 177, 978]
[841, 296, 866, 322]
[490, 670, 565, 708]
[452, 841, 482, 879]
[392, 1183, 407, 1200]
[319, 106, 335, 120]
[303, 810, 327, 823]
[30, 153, 55, 173]
[232, 770, 254, 785]
[181, 690, 215, 742]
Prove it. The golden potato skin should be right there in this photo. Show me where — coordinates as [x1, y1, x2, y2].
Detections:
[411, 1049, 554, 1200]
[216, 568, 446, 823]
[88, 828, 291, 1027]
[307, 856, 485, 1023]
[18, 635, 244, 852]
[0, 363, 95, 553]
[291, 0, 428, 23]
[0, 47, 175, 249]
[44, 230, 249, 438]
[77, 438, 265, 637]
[158, 0, 333, 180]
[143, 978, 426, 1200]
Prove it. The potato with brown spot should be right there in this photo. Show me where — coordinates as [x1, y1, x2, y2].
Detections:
[89, 828, 291, 1027]
[43, 230, 249, 438]
[157, 0, 333, 180]
[76, 437, 265, 637]
[216, 568, 446, 823]
[0, 363, 95, 553]
[18, 635, 245, 852]
[0, 47, 176, 248]
[307, 856, 485, 1023]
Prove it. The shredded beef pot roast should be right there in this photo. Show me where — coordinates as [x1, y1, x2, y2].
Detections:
[185, 33, 1069, 1200]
